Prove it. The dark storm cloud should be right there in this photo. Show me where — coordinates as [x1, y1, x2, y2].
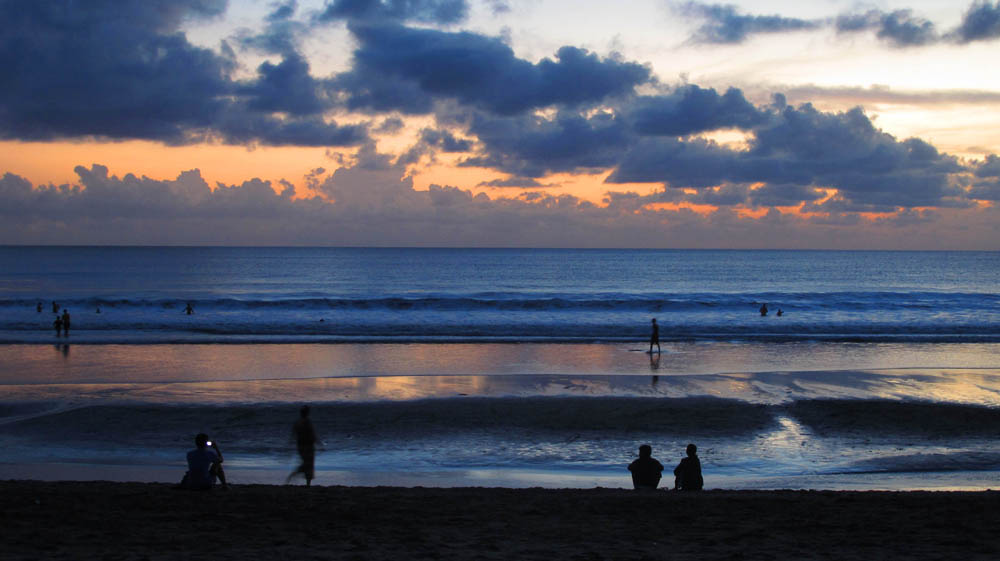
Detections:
[685, 184, 749, 206]
[974, 154, 1000, 177]
[678, 2, 820, 44]
[627, 86, 764, 136]
[748, 183, 825, 207]
[397, 128, 473, 164]
[952, 1, 1000, 43]
[239, 53, 331, 115]
[607, 104, 966, 210]
[969, 154, 1000, 200]
[0, 0, 366, 147]
[373, 117, 406, 134]
[337, 23, 650, 115]
[316, 0, 469, 24]
[418, 128, 474, 152]
[458, 110, 633, 177]
[835, 9, 938, 47]
[215, 112, 367, 147]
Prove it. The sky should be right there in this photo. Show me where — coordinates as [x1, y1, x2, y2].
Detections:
[1, 0, 999, 248]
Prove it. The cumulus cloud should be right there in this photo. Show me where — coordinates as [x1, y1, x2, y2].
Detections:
[236, 0, 306, 54]
[606, 104, 966, 210]
[951, 1, 1000, 43]
[969, 154, 1000, 200]
[678, 2, 820, 44]
[458, 109, 633, 177]
[398, 128, 475, 164]
[627, 86, 764, 136]
[336, 23, 650, 115]
[0, 0, 366, 147]
[835, 9, 938, 47]
[678, 2, 1000, 48]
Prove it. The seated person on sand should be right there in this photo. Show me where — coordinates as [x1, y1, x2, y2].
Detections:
[179, 433, 228, 490]
[628, 444, 664, 490]
[673, 443, 703, 491]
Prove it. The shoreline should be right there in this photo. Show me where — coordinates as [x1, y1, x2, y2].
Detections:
[4, 480, 999, 560]
[3, 462, 1000, 492]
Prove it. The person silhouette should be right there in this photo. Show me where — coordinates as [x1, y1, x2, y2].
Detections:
[287, 405, 318, 486]
[184, 302, 194, 315]
[759, 303, 768, 316]
[628, 444, 664, 490]
[61, 309, 71, 336]
[36, 302, 43, 313]
[649, 318, 660, 354]
[53, 315, 63, 337]
[776, 309, 783, 317]
[179, 433, 227, 490]
[674, 443, 703, 491]
[52, 301, 59, 314]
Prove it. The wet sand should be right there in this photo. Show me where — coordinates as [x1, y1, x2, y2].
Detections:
[3, 481, 999, 560]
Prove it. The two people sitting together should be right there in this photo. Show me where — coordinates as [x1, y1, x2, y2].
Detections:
[628, 443, 703, 491]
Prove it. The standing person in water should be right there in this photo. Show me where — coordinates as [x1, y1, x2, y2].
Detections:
[287, 405, 318, 486]
[674, 443, 704, 491]
[53, 315, 63, 337]
[759, 303, 768, 316]
[36, 302, 43, 313]
[52, 301, 59, 313]
[61, 309, 71, 336]
[649, 318, 660, 354]
[184, 302, 194, 315]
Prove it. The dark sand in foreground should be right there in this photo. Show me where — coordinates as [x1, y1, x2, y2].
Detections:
[3, 481, 999, 560]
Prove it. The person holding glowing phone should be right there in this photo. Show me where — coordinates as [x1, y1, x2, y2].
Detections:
[179, 433, 228, 490]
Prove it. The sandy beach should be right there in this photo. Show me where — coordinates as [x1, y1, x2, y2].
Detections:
[3, 481, 999, 560]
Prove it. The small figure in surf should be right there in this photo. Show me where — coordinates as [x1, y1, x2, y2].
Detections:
[36, 302, 43, 313]
[53, 315, 63, 337]
[287, 405, 318, 486]
[649, 318, 660, 354]
[759, 303, 768, 316]
[776, 309, 783, 317]
[628, 444, 664, 490]
[61, 309, 70, 336]
[52, 301, 59, 314]
[674, 443, 703, 491]
[184, 302, 194, 315]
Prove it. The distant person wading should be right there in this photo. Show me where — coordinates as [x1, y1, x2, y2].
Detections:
[287, 405, 318, 486]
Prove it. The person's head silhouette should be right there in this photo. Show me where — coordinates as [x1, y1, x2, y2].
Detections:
[300, 405, 310, 418]
[686, 443, 697, 457]
[195, 433, 209, 449]
[639, 444, 652, 458]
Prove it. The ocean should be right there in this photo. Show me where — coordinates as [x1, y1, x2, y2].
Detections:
[1, 247, 999, 489]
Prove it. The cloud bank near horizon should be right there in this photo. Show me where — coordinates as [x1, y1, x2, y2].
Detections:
[1, 158, 997, 249]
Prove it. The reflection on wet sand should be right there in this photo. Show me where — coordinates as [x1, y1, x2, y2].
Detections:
[3, 341, 999, 387]
[3, 368, 1000, 407]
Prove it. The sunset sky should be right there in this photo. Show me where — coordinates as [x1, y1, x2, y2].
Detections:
[2, 0, 999, 248]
